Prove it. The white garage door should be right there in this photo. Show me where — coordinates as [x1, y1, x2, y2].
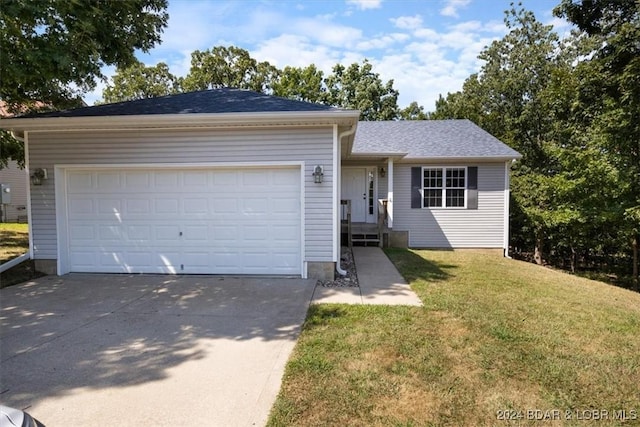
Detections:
[65, 167, 301, 275]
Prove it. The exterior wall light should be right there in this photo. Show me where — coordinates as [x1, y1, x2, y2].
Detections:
[379, 167, 386, 178]
[312, 165, 324, 184]
[31, 168, 47, 186]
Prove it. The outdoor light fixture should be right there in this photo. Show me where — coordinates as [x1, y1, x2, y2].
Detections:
[31, 168, 47, 186]
[312, 165, 324, 184]
[379, 167, 386, 178]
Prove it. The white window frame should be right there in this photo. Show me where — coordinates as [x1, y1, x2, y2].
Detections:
[421, 166, 467, 209]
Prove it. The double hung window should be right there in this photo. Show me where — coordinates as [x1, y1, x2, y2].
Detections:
[422, 167, 466, 208]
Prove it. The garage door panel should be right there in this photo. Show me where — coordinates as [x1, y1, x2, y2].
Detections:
[66, 167, 301, 275]
[125, 172, 151, 189]
[70, 225, 96, 240]
[183, 198, 208, 214]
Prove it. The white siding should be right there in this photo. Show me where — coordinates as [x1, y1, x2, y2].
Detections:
[27, 127, 334, 262]
[0, 160, 28, 222]
[393, 162, 506, 248]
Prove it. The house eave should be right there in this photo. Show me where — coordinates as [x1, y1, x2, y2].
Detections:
[0, 110, 360, 136]
[344, 152, 408, 161]
[397, 155, 522, 163]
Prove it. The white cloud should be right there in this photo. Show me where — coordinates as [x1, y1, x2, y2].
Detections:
[292, 18, 362, 48]
[252, 34, 345, 73]
[440, 0, 471, 18]
[346, 0, 382, 10]
[356, 33, 409, 51]
[390, 15, 423, 30]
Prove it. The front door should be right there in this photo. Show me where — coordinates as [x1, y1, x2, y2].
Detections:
[342, 168, 367, 222]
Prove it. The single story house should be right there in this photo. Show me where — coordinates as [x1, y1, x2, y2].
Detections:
[0, 89, 521, 280]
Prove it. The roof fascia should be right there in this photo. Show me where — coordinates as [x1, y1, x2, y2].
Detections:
[345, 152, 408, 160]
[0, 110, 360, 134]
[397, 155, 522, 163]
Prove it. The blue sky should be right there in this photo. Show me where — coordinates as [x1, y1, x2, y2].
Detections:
[88, 0, 569, 111]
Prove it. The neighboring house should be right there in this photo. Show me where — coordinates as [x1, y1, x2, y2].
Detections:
[0, 101, 30, 223]
[0, 160, 28, 222]
[0, 89, 520, 279]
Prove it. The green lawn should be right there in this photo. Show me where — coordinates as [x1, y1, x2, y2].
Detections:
[268, 249, 640, 426]
[0, 222, 29, 262]
[0, 222, 44, 288]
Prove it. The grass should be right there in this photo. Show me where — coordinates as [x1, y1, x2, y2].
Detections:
[268, 249, 640, 427]
[0, 222, 29, 262]
[0, 222, 44, 288]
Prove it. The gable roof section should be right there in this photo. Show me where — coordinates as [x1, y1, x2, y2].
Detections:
[0, 89, 359, 136]
[351, 120, 521, 161]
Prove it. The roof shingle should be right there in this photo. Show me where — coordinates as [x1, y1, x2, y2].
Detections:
[352, 120, 521, 160]
[24, 88, 341, 118]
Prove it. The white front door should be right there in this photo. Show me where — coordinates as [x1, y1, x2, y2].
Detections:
[342, 168, 367, 222]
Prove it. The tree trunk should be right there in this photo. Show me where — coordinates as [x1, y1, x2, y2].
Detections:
[570, 246, 576, 273]
[633, 234, 639, 291]
[534, 229, 544, 265]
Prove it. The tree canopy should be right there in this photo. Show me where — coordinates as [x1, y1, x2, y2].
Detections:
[0, 0, 168, 110]
[102, 61, 182, 103]
[433, 2, 639, 286]
[103, 48, 404, 121]
[0, 0, 169, 167]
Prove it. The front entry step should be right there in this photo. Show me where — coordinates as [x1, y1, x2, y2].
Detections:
[351, 233, 380, 246]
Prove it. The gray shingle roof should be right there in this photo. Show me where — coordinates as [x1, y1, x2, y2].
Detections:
[352, 120, 521, 160]
[24, 88, 341, 118]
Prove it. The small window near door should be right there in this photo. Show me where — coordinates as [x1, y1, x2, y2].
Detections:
[368, 178, 374, 215]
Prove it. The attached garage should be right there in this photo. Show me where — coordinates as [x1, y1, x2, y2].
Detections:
[1, 89, 361, 280]
[60, 166, 302, 275]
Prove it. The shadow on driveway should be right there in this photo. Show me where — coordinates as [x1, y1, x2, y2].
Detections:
[0, 273, 315, 426]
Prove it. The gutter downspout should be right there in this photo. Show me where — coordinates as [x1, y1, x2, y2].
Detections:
[10, 131, 25, 142]
[335, 124, 357, 276]
[504, 160, 514, 259]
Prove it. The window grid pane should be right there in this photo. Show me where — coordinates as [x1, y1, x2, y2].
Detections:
[423, 168, 442, 188]
[424, 189, 442, 207]
[446, 168, 466, 188]
[446, 189, 465, 207]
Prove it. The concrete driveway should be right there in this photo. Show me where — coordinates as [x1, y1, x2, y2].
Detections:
[0, 274, 316, 426]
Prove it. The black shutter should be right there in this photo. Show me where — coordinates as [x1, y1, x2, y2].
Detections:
[411, 167, 422, 209]
[467, 166, 478, 209]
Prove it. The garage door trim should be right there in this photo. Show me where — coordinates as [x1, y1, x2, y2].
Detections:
[55, 162, 306, 276]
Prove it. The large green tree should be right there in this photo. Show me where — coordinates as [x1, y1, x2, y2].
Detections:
[0, 0, 168, 167]
[182, 46, 280, 93]
[0, 0, 168, 109]
[434, 6, 574, 264]
[324, 60, 399, 120]
[272, 65, 326, 103]
[555, 0, 640, 284]
[102, 61, 182, 103]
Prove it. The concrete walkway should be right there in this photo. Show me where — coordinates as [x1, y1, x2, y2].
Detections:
[312, 247, 423, 306]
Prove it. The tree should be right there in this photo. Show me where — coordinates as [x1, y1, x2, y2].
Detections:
[434, 5, 572, 265]
[399, 101, 428, 120]
[0, 0, 168, 109]
[182, 46, 279, 93]
[324, 60, 399, 120]
[0, 0, 168, 166]
[272, 65, 326, 103]
[555, 0, 640, 285]
[102, 61, 182, 103]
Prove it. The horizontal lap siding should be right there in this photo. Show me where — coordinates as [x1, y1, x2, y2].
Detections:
[0, 160, 28, 221]
[27, 127, 334, 262]
[393, 163, 506, 248]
